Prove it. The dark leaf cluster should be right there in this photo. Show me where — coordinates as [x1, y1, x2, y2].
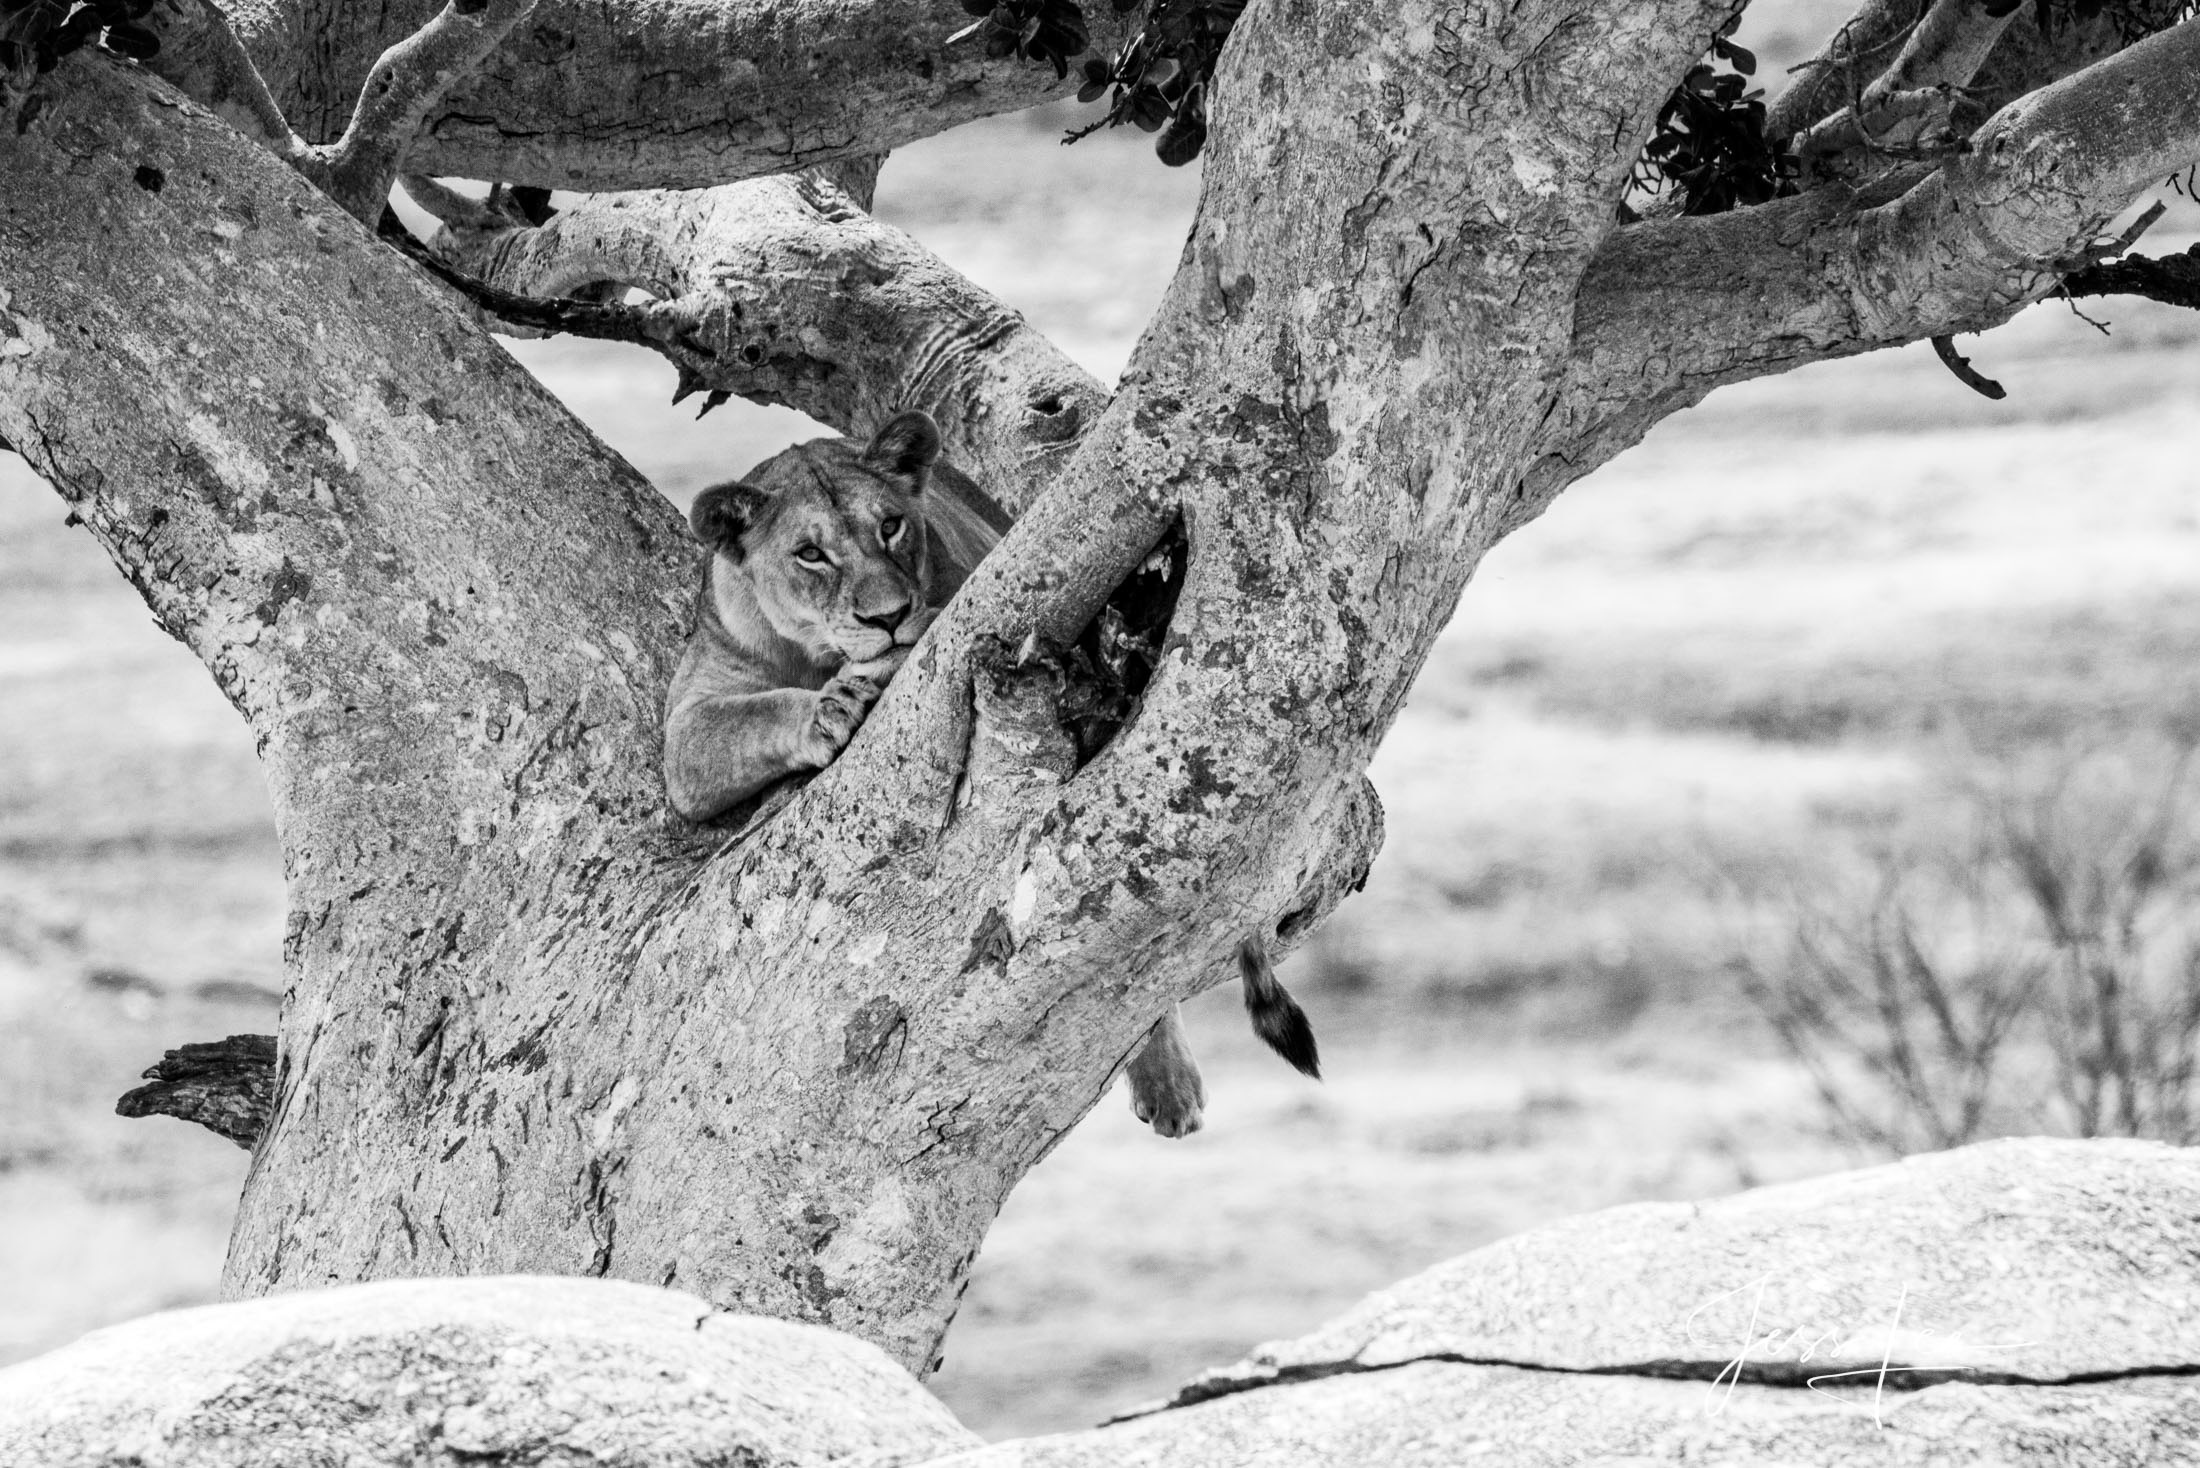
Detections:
[1, 0, 157, 76]
[953, 0, 1089, 80]
[1630, 25, 1797, 217]
[1066, 0, 1240, 167]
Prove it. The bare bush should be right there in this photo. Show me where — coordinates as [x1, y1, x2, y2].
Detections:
[1735, 742, 2200, 1155]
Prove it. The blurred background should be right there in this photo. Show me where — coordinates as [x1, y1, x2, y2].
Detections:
[5, 0, 2200, 1438]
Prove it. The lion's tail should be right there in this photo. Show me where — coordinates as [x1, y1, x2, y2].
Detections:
[1237, 935, 1321, 1079]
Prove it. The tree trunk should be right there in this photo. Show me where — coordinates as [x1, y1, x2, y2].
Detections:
[6, 0, 2197, 1379]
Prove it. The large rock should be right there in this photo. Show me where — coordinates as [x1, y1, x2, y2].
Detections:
[1175, 1135, 2200, 1395]
[928, 1137, 2200, 1467]
[0, 1275, 976, 1467]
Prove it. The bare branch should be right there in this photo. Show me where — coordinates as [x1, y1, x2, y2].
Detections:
[1766, 0, 1927, 142]
[1792, 0, 2019, 185]
[408, 175, 1107, 513]
[305, 0, 539, 223]
[116, 1034, 277, 1149]
[1931, 332, 2007, 398]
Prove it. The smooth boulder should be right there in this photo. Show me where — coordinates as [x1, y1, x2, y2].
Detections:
[0, 1274, 977, 1467]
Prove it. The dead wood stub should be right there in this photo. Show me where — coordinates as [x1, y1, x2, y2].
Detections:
[117, 1033, 278, 1149]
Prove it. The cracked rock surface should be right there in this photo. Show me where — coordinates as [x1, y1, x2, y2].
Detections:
[927, 1137, 2200, 1467]
[0, 1275, 977, 1467]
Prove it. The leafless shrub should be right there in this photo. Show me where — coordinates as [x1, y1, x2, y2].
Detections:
[1734, 740, 2200, 1155]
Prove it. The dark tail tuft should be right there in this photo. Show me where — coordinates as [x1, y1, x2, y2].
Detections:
[1238, 937, 1321, 1079]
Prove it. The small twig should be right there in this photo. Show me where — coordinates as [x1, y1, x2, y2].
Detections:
[310, 0, 540, 225]
[1931, 334, 2006, 399]
[2057, 289, 2113, 336]
[116, 1033, 277, 1149]
[2094, 200, 2168, 261]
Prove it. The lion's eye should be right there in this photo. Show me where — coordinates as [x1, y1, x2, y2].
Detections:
[794, 545, 827, 565]
[879, 517, 905, 543]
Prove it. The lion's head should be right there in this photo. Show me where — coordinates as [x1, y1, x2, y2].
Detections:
[689, 411, 947, 665]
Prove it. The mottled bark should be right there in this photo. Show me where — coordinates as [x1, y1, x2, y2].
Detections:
[9, 0, 2200, 1388]
[217, 0, 1133, 190]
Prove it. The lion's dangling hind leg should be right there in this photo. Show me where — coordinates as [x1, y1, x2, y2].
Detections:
[1238, 934, 1320, 1079]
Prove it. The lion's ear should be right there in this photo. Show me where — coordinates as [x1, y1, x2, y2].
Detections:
[690, 481, 767, 557]
[863, 410, 942, 480]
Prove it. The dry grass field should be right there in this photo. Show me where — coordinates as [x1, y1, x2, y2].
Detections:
[6, 2, 2200, 1438]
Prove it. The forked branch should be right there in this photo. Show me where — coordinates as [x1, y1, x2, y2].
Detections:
[1765, 0, 1925, 141]
[1790, 0, 2018, 184]
[311, 0, 538, 221]
[145, 0, 535, 224]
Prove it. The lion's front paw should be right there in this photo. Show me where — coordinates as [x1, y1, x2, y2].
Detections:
[845, 644, 913, 685]
[800, 673, 885, 767]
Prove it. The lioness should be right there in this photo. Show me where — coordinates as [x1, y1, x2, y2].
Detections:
[663, 411, 1002, 822]
[663, 410, 1316, 1136]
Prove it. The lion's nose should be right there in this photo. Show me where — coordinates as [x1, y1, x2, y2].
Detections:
[856, 601, 913, 634]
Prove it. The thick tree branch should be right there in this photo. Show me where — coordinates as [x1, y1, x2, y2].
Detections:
[775, 0, 1749, 1019]
[220, 0, 1133, 190]
[0, 49, 695, 926]
[404, 175, 1107, 512]
[1576, 17, 2200, 402]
